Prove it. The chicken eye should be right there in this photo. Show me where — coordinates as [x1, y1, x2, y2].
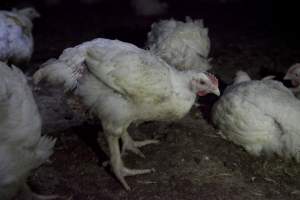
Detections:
[199, 80, 206, 85]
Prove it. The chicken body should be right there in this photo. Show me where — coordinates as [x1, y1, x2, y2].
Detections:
[0, 62, 56, 200]
[147, 17, 211, 71]
[212, 72, 300, 160]
[0, 7, 39, 64]
[33, 38, 219, 190]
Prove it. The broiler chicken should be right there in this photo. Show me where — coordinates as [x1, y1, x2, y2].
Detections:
[33, 38, 220, 190]
[0, 61, 56, 200]
[147, 17, 211, 71]
[284, 63, 300, 98]
[0, 7, 39, 64]
[212, 70, 300, 161]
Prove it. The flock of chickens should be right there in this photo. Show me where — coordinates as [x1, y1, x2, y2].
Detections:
[1, 5, 300, 200]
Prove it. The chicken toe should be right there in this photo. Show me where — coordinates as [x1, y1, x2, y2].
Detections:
[121, 132, 159, 158]
[107, 134, 155, 190]
[114, 164, 155, 191]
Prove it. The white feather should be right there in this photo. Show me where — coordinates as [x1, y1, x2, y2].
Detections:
[34, 38, 204, 120]
[212, 72, 300, 161]
[0, 62, 56, 200]
[233, 70, 251, 84]
[147, 17, 211, 71]
[0, 7, 39, 64]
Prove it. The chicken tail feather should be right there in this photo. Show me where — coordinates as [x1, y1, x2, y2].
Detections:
[33, 58, 83, 92]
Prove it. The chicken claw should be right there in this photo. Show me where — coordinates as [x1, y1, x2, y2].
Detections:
[121, 132, 159, 158]
[107, 134, 155, 190]
[114, 164, 155, 191]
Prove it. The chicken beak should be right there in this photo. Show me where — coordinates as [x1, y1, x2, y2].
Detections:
[283, 74, 291, 80]
[212, 88, 220, 96]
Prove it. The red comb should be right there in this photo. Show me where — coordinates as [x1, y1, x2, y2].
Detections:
[207, 73, 218, 86]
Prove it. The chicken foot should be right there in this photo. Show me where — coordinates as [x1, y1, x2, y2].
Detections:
[107, 134, 155, 190]
[121, 132, 159, 158]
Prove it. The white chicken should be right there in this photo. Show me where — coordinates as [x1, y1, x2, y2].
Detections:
[0, 7, 40, 64]
[147, 17, 211, 71]
[33, 38, 220, 190]
[0, 61, 56, 200]
[283, 63, 300, 98]
[130, 0, 168, 16]
[212, 70, 300, 161]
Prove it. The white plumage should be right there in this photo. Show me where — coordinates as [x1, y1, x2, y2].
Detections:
[0, 7, 39, 64]
[33, 38, 220, 190]
[0, 62, 56, 200]
[212, 71, 300, 161]
[147, 17, 211, 71]
[233, 70, 251, 84]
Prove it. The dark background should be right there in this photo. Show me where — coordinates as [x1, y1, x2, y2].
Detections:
[1, 0, 296, 69]
[1, 0, 278, 60]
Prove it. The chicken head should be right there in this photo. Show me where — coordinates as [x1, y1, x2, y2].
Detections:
[284, 63, 300, 93]
[190, 72, 220, 96]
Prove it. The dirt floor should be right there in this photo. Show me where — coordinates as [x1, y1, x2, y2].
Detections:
[8, 1, 300, 199]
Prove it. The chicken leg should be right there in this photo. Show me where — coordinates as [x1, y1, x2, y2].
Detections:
[121, 131, 159, 158]
[106, 134, 155, 190]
